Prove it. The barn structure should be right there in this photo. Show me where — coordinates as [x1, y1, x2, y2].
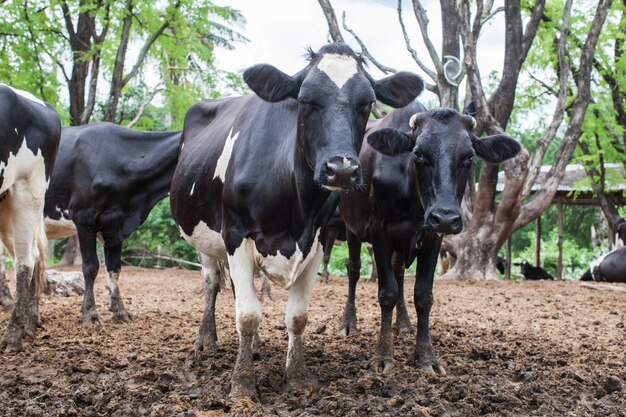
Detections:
[497, 164, 626, 279]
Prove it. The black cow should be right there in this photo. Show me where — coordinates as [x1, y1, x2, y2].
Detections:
[338, 101, 520, 373]
[43, 123, 181, 324]
[515, 260, 554, 280]
[169, 43, 423, 398]
[0, 84, 61, 352]
[319, 208, 377, 284]
[580, 247, 626, 282]
[496, 255, 505, 274]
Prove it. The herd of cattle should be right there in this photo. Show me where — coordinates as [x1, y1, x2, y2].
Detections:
[0, 43, 624, 399]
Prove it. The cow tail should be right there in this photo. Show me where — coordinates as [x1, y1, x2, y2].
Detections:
[218, 260, 228, 291]
[34, 218, 48, 295]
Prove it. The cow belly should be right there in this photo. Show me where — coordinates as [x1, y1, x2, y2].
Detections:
[0, 139, 47, 196]
[256, 231, 322, 289]
[179, 221, 227, 260]
[44, 217, 77, 240]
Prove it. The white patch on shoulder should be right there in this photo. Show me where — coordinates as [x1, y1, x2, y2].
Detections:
[44, 216, 76, 240]
[0, 138, 47, 196]
[178, 221, 227, 260]
[213, 128, 240, 182]
[0, 83, 47, 107]
[190, 182, 195, 196]
[317, 53, 358, 89]
[258, 230, 322, 289]
[589, 252, 609, 280]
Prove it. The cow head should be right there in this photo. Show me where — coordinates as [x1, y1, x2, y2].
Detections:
[614, 218, 626, 248]
[367, 108, 520, 235]
[243, 43, 424, 191]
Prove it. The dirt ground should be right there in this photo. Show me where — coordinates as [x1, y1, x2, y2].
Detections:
[0, 267, 624, 417]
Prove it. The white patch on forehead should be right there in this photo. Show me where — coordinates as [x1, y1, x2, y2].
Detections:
[213, 128, 240, 182]
[0, 83, 47, 107]
[317, 53, 358, 89]
[190, 182, 195, 196]
[179, 221, 227, 260]
[258, 230, 322, 289]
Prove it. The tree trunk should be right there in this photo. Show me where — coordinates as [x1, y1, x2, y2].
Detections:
[57, 236, 82, 267]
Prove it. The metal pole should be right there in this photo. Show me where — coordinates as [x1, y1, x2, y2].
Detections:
[535, 217, 541, 267]
[557, 198, 564, 280]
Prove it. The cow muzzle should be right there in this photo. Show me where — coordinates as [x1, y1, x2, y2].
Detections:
[320, 155, 361, 190]
[425, 207, 463, 235]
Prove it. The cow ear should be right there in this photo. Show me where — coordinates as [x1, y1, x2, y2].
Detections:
[472, 134, 521, 164]
[243, 64, 300, 102]
[367, 128, 415, 156]
[372, 72, 424, 108]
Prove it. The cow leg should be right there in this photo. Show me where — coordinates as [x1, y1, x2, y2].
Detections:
[77, 227, 101, 326]
[366, 244, 378, 283]
[413, 234, 445, 374]
[320, 228, 338, 284]
[0, 247, 14, 311]
[372, 229, 398, 373]
[284, 244, 323, 392]
[104, 243, 131, 323]
[229, 240, 261, 400]
[392, 251, 414, 334]
[195, 254, 222, 352]
[260, 275, 272, 302]
[0, 185, 45, 352]
[340, 231, 361, 336]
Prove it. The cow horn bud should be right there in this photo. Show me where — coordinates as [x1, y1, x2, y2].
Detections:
[409, 113, 418, 130]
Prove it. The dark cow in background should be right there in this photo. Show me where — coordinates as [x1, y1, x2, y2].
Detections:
[170, 43, 424, 398]
[44, 123, 181, 324]
[320, 207, 377, 283]
[515, 260, 554, 280]
[0, 84, 61, 352]
[580, 246, 626, 283]
[338, 101, 520, 373]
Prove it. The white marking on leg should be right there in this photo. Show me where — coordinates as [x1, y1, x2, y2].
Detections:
[229, 239, 262, 337]
[1, 83, 47, 107]
[190, 182, 195, 196]
[285, 242, 323, 370]
[106, 270, 120, 300]
[213, 128, 240, 182]
[317, 54, 358, 89]
[0, 139, 47, 196]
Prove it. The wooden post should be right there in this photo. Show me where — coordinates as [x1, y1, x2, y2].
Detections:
[535, 217, 541, 267]
[557, 198, 564, 280]
[505, 238, 512, 280]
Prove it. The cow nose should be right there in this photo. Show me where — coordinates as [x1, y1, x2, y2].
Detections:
[323, 156, 360, 189]
[427, 208, 463, 235]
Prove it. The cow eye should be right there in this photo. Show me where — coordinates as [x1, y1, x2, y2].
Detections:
[359, 100, 374, 113]
[413, 151, 428, 165]
[461, 156, 474, 168]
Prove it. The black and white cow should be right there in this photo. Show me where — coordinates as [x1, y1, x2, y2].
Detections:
[0, 84, 61, 352]
[43, 123, 181, 324]
[338, 101, 520, 373]
[515, 260, 554, 280]
[169, 43, 424, 398]
[580, 246, 626, 283]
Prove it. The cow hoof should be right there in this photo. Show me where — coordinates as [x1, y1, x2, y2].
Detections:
[339, 321, 358, 337]
[194, 337, 217, 353]
[285, 373, 319, 394]
[395, 320, 415, 335]
[376, 356, 394, 373]
[229, 383, 258, 401]
[82, 313, 103, 326]
[113, 312, 133, 323]
[1, 299, 14, 313]
[0, 328, 24, 353]
[414, 344, 446, 375]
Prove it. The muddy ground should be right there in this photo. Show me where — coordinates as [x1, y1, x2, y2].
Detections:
[1, 266, 624, 416]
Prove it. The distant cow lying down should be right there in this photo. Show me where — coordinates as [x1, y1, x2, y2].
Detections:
[580, 247, 626, 283]
[515, 260, 554, 280]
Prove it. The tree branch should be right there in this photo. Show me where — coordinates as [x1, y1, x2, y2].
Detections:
[410, 0, 443, 74]
[126, 86, 164, 128]
[342, 12, 397, 74]
[317, 0, 344, 43]
[397, 0, 436, 81]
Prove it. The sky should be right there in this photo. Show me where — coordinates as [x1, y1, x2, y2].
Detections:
[213, 0, 508, 103]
